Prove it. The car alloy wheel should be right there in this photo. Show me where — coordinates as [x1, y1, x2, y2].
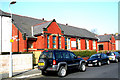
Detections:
[80, 64, 86, 72]
[58, 66, 66, 77]
[98, 62, 101, 67]
[107, 60, 110, 65]
[115, 59, 118, 63]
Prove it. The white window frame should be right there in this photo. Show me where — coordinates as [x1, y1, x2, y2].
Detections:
[93, 40, 96, 49]
[86, 39, 89, 49]
[67, 38, 70, 49]
[78, 39, 81, 49]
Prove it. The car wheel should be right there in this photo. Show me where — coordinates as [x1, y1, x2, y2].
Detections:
[107, 60, 110, 65]
[58, 66, 66, 77]
[98, 61, 101, 67]
[41, 70, 47, 75]
[80, 63, 86, 72]
[115, 58, 118, 63]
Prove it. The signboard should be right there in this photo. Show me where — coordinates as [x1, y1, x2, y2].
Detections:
[71, 41, 76, 48]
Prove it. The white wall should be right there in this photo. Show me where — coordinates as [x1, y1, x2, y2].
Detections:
[116, 40, 120, 50]
[0, 54, 33, 74]
[0, 16, 1, 54]
[1, 16, 12, 52]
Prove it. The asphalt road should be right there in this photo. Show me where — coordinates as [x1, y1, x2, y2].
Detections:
[31, 62, 119, 79]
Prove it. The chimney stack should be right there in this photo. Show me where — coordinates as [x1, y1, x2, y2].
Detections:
[42, 18, 44, 20]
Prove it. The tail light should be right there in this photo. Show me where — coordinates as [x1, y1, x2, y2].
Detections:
[38, 59, 39, 63]
[114, 55, 116, 57]
[53, 60, 56, 65]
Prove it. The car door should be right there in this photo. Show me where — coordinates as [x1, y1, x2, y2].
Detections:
[69, 52, 79, 68]
[101, 54, 106, 64]
[62, 51, 72, 69]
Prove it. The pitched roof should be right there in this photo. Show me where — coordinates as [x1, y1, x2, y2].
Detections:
[33, 21, 52, 35]
[0, 9, 11, 17]
[97, 34, 112, 42]
[58, 23, 97, 39]
[114, 34, 120, 40]
[12, 14, 46, 37]
[1, 10, 97, 39]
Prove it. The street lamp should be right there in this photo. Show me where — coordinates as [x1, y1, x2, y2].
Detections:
[9, 0, 16, 77]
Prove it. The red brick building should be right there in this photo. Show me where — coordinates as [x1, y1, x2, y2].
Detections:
[97, 34, 116, 51]
[2, 10, 98, 52]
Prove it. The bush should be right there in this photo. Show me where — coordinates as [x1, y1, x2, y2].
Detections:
[72, 50, 97, 57]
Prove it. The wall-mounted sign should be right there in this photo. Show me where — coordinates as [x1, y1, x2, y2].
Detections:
[71, 41, 76, 48]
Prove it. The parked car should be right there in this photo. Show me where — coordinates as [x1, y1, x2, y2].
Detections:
[86, 53, 110, 67]
[106, 52, 120, 63]
[38, 50, 86, 77]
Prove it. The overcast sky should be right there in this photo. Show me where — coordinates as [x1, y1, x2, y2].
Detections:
[0, 0, 118, 35]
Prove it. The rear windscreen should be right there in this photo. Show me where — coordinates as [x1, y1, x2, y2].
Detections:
[40, 51, 53, 59]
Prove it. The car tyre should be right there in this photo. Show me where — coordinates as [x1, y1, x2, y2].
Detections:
[80, 63, 86, 72]
[58, 66, 67, 77]
[41, 70, 47, 75]
[107, 60, 110, 65]
[98, 61, 101, 67]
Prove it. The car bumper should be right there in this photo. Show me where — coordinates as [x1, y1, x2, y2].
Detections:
[38, 65, 58, 71]
[86, 62, 98, 66]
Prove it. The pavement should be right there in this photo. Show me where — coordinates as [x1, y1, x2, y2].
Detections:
[1, 66, 41, 80]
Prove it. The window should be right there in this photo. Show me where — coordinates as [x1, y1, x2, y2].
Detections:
[67, 38, 70, 49]
[28, 41, 33, 48]
[76, 39, 78, 49]
[69, 52, 76, 59]
[85, 39, 89, 49]
[47, 35, 50, 48]
[53, 36, 56, 48]
[59, 37, 61, 49]
[65, 37, 67, 49]
[93, 40, 96, 49]
[62, 52, 70, 59]
[55, 52, 63, 59]
[78, 39, 81, 49]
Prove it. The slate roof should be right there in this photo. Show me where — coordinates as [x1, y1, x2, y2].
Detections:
[58, 23, 97, 39]
[33, 21, 52, 35]
[1, 10, 97, 39]
[12, 14, 46, 37]
[0, 9, 10, 17]
[97, 35, 112, 42]
[114, 34, 120, 40]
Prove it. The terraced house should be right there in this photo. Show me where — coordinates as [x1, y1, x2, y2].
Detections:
[0, 10, 98, 52]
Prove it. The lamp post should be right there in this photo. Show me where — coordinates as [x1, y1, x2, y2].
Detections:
[9, 0, 16, 77]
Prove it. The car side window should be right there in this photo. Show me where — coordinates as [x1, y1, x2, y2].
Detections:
[55, 51, 63, 59]
[69, 52, 76, 59]
[101, 54, 104, 58]
[62, 51, 70, 59]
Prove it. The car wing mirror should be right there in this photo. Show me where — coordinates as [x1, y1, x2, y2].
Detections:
[74, 56, 77, 59]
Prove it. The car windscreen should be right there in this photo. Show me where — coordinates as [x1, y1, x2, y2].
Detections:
[107, 53, 114, 56]
[40, 51, 53, 59]
[90, 54, 100, 58]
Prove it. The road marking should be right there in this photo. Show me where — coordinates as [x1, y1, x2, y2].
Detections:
[15, 73, 41, 78]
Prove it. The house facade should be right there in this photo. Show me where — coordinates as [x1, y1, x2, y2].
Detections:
[0, 10, 98, 52]
[97, 34, 116, 51]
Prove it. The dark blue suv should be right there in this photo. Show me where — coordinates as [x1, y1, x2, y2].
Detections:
[38, 50, 86, 77]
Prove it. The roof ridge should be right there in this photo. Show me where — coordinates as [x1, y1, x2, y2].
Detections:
[58, 23, 85, 30]
[97, 34, 112, 36]
[3, 11, 46, 21]
[32, 20, 52, 27]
